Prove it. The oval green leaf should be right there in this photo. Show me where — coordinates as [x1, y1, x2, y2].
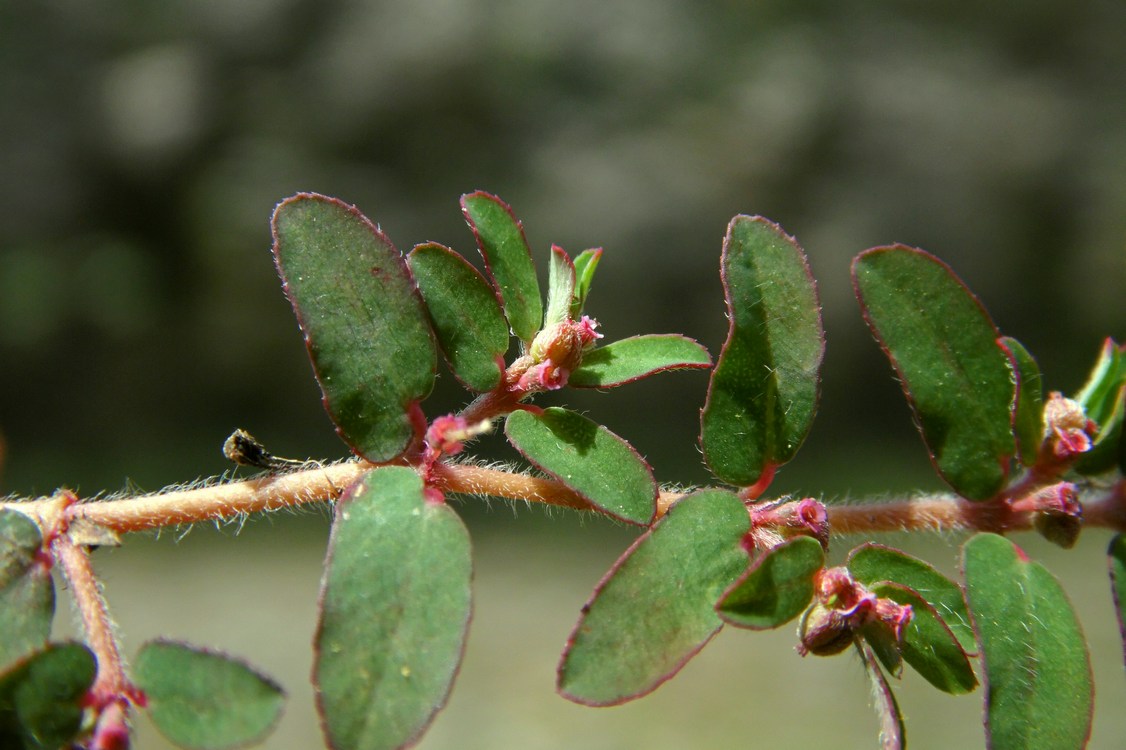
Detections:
[852, 247, 1015, 499]
[408, 242, 509, 392]
[0, 510, 53, 672]
[460, 191, 543, 344]
[963, 533, 1092, 749]
[314, 466, 472, 750]
[717, 535, 824, 629]
[557, 489, 751, 705]
[1000, 337, 1045, 467]
[505, 407, 657, 525]
[869, 582, 977, 695]
[272, 194, 437, 462]
[1108, 534, 1126, 670]
[134, 640, 285, 750]
[848, 543, 975, 653]
[569, 334, 712, 388]
[700, 216, 825, 487]
[0, 643, 96, 750]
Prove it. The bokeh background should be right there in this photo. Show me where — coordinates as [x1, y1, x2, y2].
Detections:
[2, 2, 1124, 748]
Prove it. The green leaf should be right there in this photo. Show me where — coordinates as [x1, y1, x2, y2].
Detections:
[314, 466, 471, 750]
[1000, 337, 1045, 467]
[558, 490, 751, 705]
[0, 643, 96, 750]
[505, 407, 656, 525]
[857, 640, 906, 750]
[700, 216, 824, 487]
[569, 248, 602, 319]
[869, 582, 977, 695]
[407, 242, 509, 392]
[1108, 534, 1126, 670]
[569, 335, 712, 388]
[847, 543, 975, 653]
[543, 246, 575, 329]
[853, 247, 1015, 500]
[271, 194, 437, 462]
[1075, 337, 1124, 427]
[963, 533, 1092, 749]
[717, 536, 824, 629]
[0, 510, 53, 672]
[461, 191, 543, 344]
[1076, 382, 1125, 476]
[134, 640, 285, 750]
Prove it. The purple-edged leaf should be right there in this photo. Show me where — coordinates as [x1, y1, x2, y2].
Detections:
[857, 640, 906, 750]
[135, 640, 285, 750]
[869, 582, 977, 695]
[852, 247, 1015, 500]
[569, 248, 602, 318]
[570, 334, 712, 388]
[544, 246, 575, 329]
[558, 490, 750, 705]
[848, 543, 975, 652]
[407, 242, 509, 393]
[272, 194, 437, 462]
[314, 466, 471, 750]
[0, 510, 53, 672]
[1108, 535, 1126, 670]
[1000, 337, 1045, 467]
[700, 216, 825, 487]
[963, 533, 1092, 750]
[0, 643, 96, 750]
[717, 536, 823, 629]
[505, 407, 656, 525]
[461, 191, 543, 344]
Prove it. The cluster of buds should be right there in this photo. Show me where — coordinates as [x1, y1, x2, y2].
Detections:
[511, 316, 601, 393]
[745, 498, 829, 551]
[424, 415, 493, 457]
[797, 567, 912, 657]
[1011, 480, 1084, 548]
[1042, 391, 1098, 461]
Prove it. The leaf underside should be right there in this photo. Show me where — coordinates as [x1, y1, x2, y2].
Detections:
[558, 490, 750, 705]
[314, 466, 472, 750]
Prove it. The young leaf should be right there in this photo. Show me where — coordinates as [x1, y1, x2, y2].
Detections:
[314, 466, 471, 750]
[1108, 534, 1126, 670]
[558, 489, 751, 705]
[857, 640, 906, 750]
[505, 407, 656, 525]
[847, 543, 975, 653]
[134, 640, 285, 750]
[868, 582, 977, 695]
[1075, 337, 1124, 427]
[543, 246, 576, 329]
[569, 334, 712, 388]
[717, 535, 824, 629]
[700, 216, 824, 488]
[1076, 383, 1125, 476]
[0, 643, 96, 750]
[461, 191, 543, 344]
[272, 194, 437, 462]
[0, 510, 53, 672]
[963, 533, 1092, 749]
[999, 336, 1045, 467]
[852, 247, 1015, 500]
[569, 248, 602, 319]
[407, 242, 509, 392]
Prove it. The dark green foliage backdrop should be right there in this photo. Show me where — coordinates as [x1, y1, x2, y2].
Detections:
[1, 2, 1123, 748]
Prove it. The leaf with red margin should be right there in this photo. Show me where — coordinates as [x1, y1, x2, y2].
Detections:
[272, 194, 437, 462]
[314, 467, 472, 750]
[717, 535, 824, 629]
[999, 336, 1045, 468]
[963, 533, 1092, 749]
[569, 334, 712, 388]
[461, 191, 543, 344]
[557, 489, 750, 705]
[852, 247, 1015, 500]
[857, 639, 906, 750]
[700, 216, 824, 488]
[0, 509, 53, 673]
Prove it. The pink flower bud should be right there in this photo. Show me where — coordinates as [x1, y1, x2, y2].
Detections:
[1043, 392, 1096, 459]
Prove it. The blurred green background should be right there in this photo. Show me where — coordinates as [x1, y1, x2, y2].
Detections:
[1, 1, 1124, 748]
